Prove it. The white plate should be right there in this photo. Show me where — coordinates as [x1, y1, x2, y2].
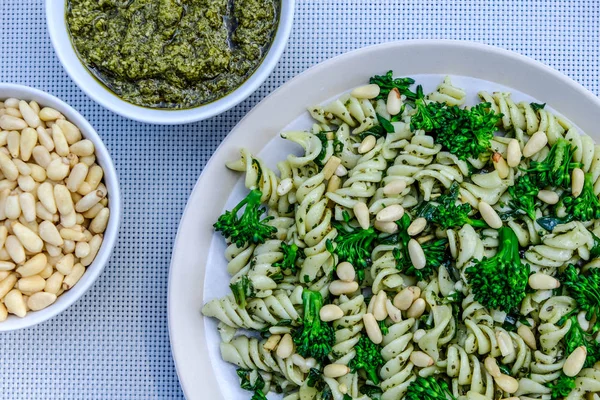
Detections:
[167, 40, 600, 399]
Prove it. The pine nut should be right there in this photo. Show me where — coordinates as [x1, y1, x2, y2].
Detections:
[46, 157, 70, 181]
[350, 84, 380, 99]
[276, 333, 294, 358]
[61, 211, 77, 228]
[81, 234, 102, 266]
[523, 131, 548, 158]
[37, 182, 57, 214]
[0, 152, 18, 181]
[54, 184, 74, 215]
[39, 107, 63, 122]
[5, 193, 21, 219]
[329, 280, 359, 296]
[376, 204, 404, 222]
[85, 165, 103, 190]
[386, 88, 402, 116]
[39, 263, 53, 279]
[36, 126, 54, 151]
[406, 298, 426, 319]
[83, 203, 104, 219]
[69, 139, 94, 157]
[4, 289, 26, 317]
[494, 374, 519, 394]
[44, 271, 64, 294]
[363, 313, 383, 344]
[17, 175, 35, 192]
[13, 159, 31, 176]
[29, 101, 40, 115]
[0, 303, 7, 322]
[16, 253, 47, 277]
[62, 263, 85, 290]
[484, 357, 501, 378]
[51, 124, 70, 156]
[7, 130, 20, 158]
[334, 164, 347, 177]
[563, 346, 587, 377]
[263, 334, 281, 351]
[56, 120, 82, 144]
[394, 287, 416, 311]
[56, 254, 74, 275]
[6, 235, 26, 264]
[66, 163, 88, 193]
[60, 227, 86, 242]
[410, 351, 434, 367]
[358, 135, 376, 154]
[0, 273, 17, 299]
[75, 242, 91, 258]
[336, 261, 355, 282]
[63, 239, 76, 254]
[496, 331, 514, 356]
[27, 292, 57, 311]
[5, 108, 22, 118]
[89, 208, 109, 234]
[517, 325, 537, 349]
[407, 218, 427, 236]
[528, 273, 560, 290]
[373, 290, 388, 321]
[29, 164, 46, 182]
[537, 190, 559, 205]
[383, 179, 406, 196]
[572, 168, 584, 198]
[408, 239, 426, 270]
[320, 304, 344, 322]
[32, 146, 51, 168]
[12, 222, 43, 252]
[18, 127, 37, 161]
[506, 139, 522, 167]
[374, 220, 398, 234]
[478, 201, 502, 229]
[19, 101, 41, 128]
[353, 201, 370, 229]
[17, 275, 45, 294]
[323, 363, 350, 378]
[0, 115, 27, 130]
[0, 261, 15, 271]
[4, 99, 19, 108]
[79, 155, 95, 167]
[322, 156, 341, 180]
[19, 193, 35, 222]
[386, 299, 402, 322]
[291, 353, 312, 373]
[75, 189, 105, 213]
[39, 220, 64, 247]
[492, 152, 510, 179]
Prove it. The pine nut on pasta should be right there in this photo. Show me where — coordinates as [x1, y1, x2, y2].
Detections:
[372, 290, 388, 321]
[276, 333, 294, 358]
[262, 334, 281, 351]
[374, 220, 398, 234]
[478, 201, 502, 229]
[319, 304, 344, 322]
[410, 351, 434, 367]
[323, 364, 349, 378]
[406, 298, 426, 318]
[336, 261, 355, 282]
[376, 204, 404, 222]
[571, 167, 584, 198]
[484, 357, 501, 378]
[494, 374, 519, 394]
[353, 201, 370, 230]
[492, 152, 509, 179]
[383, 179, 406, 196]
[329, 280, 358, 296]
[537, 190, 559, 205]
[528, 273, 560, 290]
[363, 313, 382, 344]
[522, 131, 548, 157]
[407, 217, 427, 236]
[386, 87, 402, 116]
[358, 135, 376, 154]
[393, 287, 415, 311]
[408, 239, 426, 270]
[517, 325, 537, 349]
[350, 84, 380, 99]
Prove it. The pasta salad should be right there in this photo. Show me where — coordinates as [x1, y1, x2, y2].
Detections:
[202, 72, 600, 400]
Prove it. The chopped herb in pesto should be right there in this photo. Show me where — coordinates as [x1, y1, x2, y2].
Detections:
[66, 0, 279, 109]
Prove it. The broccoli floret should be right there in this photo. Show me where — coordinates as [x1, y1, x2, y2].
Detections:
[273, 242, 300, 274]
[348, 336, 384, 384]
[293, 290, 335, 360]
[562, 315, 600, 368]
[405, 376, 456, 400]
[563, 173, 600, 221]
[250, 390, 267, 400]
[422, 183, 488, 230]
[562, 265, 600, 334]
[465, 226, 530, 312]
[369, 71, 417, 101]
[410, 94, 502, 160]
[327, 212, 378, 283]
[230, 276, 255, 308]
[508, 174, 539, 220]
[214, 190, 277, 248]
[237, 369, 267, 400]
[546, 373, 575, 399]
[525, 138, 581, 188]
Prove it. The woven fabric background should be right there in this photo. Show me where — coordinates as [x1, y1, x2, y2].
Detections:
[0, 0, 599, 398]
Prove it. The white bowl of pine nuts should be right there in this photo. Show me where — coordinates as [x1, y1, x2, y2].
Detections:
[0, 83, 121, 331]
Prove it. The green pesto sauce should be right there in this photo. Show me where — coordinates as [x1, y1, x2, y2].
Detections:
[66, 0, 279, 109]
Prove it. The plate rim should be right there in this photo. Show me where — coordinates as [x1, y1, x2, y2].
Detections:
[167, 39, 600, 399]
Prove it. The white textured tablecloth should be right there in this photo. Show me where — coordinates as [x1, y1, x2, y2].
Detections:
[0, 0, 599, 398]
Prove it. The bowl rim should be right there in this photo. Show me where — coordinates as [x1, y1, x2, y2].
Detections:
[0, 83, 122, 331]
[167, 39, 600, 399]
[46, 0, 295, 125]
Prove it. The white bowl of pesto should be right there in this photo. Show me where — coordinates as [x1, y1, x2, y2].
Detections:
[46, 0, 294, 125]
